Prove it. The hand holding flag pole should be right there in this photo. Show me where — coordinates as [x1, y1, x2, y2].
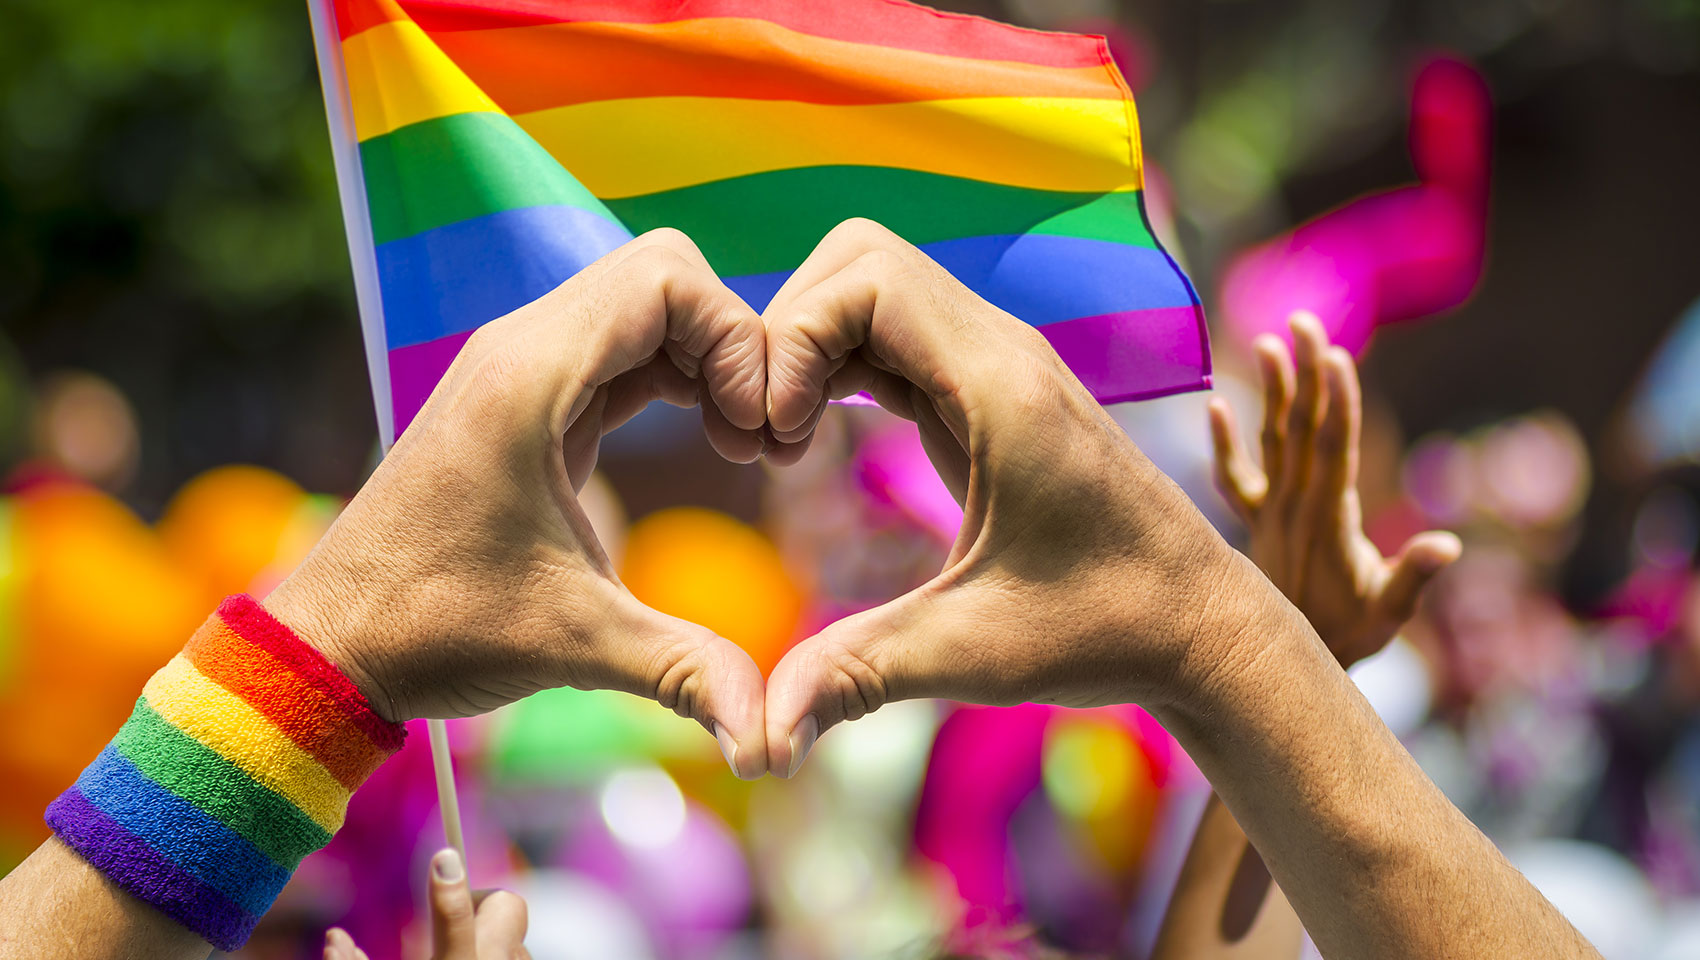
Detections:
[305, 0, 466, 868]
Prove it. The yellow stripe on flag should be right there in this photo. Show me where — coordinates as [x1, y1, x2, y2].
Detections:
[516, 95, 1143, 199]
[344, 19, 503, 141]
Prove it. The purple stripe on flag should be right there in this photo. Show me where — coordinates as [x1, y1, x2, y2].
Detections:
[383, 303, 1209, 439]
[46, 788, 257, 951]
[1040, 305, 1212, 403]
[388, 330, 475, 437]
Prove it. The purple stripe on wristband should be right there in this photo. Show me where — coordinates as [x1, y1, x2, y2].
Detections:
[45, 788, 257, 951]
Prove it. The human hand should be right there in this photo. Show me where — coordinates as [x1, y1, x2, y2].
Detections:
[1207, 313, 1460, 668]
[758, 219, 1294, 776]
[266, 229, 771, 777]
[323, 850, 528, 960]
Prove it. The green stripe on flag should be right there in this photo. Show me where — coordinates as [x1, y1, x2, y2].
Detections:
[607, 167, 1156, 276]
[357, 109, 1158, 274]
[360, 111, 623, 246]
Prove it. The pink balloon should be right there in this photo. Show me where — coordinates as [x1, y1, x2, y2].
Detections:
[1221, 56, 1492, 355]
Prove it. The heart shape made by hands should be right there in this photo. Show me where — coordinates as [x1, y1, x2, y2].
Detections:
[270, 221, 1240, 783]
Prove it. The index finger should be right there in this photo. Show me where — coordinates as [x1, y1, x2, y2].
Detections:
[449, 229, 768, 440]
[762, 218, 1059, 438]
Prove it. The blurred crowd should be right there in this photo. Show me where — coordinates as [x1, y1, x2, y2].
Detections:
[2, 0, 1699, 957]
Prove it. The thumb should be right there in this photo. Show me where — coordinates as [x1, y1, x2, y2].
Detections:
[429, 848, 476, 960]
[619, 601, 770, 780]
[473, 890, 529, 957]
[1377, 531, 1463, 626]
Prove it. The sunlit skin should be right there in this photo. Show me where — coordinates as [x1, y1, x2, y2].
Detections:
[327, 849, 529, 960]
[1152, 311, 1460, 960]
[0, 226, 1594, 960]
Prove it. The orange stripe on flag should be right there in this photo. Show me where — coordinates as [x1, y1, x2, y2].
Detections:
[430, 18, 1121, 113]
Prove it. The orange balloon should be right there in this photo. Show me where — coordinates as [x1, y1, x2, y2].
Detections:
[620, 508, 804, 676]
[0, 485, 210, 848]
[157, 465, 322, 597]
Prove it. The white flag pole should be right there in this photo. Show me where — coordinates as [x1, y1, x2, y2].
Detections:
[305, 0, 466, 868]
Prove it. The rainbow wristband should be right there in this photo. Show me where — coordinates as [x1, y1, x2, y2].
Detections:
[45, 595, 405, 950]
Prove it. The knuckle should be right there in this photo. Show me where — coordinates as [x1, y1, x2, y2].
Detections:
[635, 225, 692, 249]
[822, 642, 889, 722]
[481, 890, 528, 924]
[649, 634, 711, 722]
[829, 216, 899, 247]
[621, 242, 690, 279]
[631, 227, 706, 265]
[438, 893, 475, 924]
[849, 247, 906, 283]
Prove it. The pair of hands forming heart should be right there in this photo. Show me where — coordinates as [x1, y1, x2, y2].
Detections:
[266, 220, 1271, 780]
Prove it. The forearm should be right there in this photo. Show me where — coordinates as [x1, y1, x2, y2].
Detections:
[1150, 793, 1302, 960]
[0, 839, 209, 960]
[1154, 590, 1597, 960]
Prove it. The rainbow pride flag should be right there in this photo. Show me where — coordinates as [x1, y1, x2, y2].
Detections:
[308, 0, 1209, 443]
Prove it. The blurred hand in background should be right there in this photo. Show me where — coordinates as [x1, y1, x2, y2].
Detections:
[1208, 310, 1461, 668]
[324, 849, 528, 960]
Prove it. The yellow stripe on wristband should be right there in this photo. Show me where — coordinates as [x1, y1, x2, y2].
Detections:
[141, 656, 351, 833]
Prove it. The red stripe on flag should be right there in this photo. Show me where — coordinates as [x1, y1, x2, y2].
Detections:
[335, 0, 1109, 69]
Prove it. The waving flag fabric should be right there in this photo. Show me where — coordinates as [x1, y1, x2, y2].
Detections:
[309, 0, 1209, 442]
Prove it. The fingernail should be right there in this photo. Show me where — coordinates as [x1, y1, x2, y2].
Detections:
[712, 721, 742, 778]
[324, 928, 351, 959]
[431, 847, 464, 884]
[786, 714, 820, 779]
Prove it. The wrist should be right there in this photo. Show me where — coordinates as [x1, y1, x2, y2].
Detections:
[265, 559, 398, 724]
[44, 596, 406, 950]
[1151, 583, 1337, 759]
[1146, 544, 1328, 729]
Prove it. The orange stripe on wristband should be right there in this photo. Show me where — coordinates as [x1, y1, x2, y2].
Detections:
[213, 596, 404, 753]
[184, 621, 391, 789]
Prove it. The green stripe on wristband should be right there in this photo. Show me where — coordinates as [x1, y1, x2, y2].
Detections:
[111, 698, 332, 868]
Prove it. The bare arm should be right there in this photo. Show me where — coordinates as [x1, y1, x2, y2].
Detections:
[1150, 795, 1302, 960]
[0, 840, 209, 960]
[1158, 586, 1594, 959]
[1153, 312, 1460, 959]
[757, 219, 1596, 959]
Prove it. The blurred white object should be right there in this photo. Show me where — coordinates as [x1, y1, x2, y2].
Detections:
[1651, 905, 1700, 960]
[1348, 636, 1433, 739]
[815, 698, 941, 815]
[600, 766, 686, 850]
[1504, 839, 1659, 960]
[1629, 297, 1700, 466]
[512, 870, 656, 960]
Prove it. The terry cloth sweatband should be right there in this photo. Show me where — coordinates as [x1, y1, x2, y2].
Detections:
[45, 594, 406, 950]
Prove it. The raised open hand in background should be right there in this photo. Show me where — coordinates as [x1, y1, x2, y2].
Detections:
[1207, 312, 1460, 668]
[267, 229, 772, 777]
